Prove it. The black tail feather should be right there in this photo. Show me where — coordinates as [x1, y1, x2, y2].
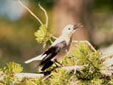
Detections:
[41, 60, 54, 71]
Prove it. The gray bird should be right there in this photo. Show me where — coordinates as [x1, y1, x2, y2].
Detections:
[25, 24, 80, 71]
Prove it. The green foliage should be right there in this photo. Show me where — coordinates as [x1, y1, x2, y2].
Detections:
[18, 78, 43, 85]
[0, 62, 23, 85]
[62, 43, 102, 67]
[71, 43, 102, 80]
[50, 69, 71, 85]
[34, 24, 54, 47]
[0, 43, 113, 85]
[3, 62, 23, 74]
[94, 0, 113, 11]
[60, 43, 103, 84]
[36, 0, 56, 8]
[109, 79, 113, 85]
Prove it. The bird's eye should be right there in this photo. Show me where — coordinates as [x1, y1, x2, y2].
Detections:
[68, 28, 71, 30]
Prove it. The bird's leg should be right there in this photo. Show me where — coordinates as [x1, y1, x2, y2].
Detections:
[65, 49, 73, 58]
[53, 59, 63, 67]
[42, 74, 51, 81]
[66, 49, 70, 57]
[72, 40, 97, 52]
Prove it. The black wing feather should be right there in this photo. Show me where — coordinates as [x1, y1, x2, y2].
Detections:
[40, 41, 66, 65]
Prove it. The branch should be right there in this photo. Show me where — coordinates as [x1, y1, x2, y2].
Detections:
[61, 65, 84, 72]
[51, 35, 57, 39]
[72, 40, 97, 52]
[18, 0, 43, 25]
[13, 65, 83, 79]
[38, 4, 48, 27]
[15, 73, 44, 79]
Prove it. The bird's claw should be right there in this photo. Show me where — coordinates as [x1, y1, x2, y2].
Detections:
[54, 59, 63, 67]
[68, 55, 74, 58]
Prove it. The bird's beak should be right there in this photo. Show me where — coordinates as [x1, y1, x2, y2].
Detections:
[74, 24, 83, 30]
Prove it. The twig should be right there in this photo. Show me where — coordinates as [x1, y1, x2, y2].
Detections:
[50, 35, 57, 39]
[72, 40, 97, 52]
[48, 36, 97, 52]
[18, 0, 43, 25]
[61, 65, 84, 72]
[38, 4, 48, 27]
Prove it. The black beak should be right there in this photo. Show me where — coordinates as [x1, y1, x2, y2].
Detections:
[74, 24, 83, 30]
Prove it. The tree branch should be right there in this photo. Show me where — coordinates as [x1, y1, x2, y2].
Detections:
[14, 65, 83, 79]
[15, 73, 44, 79]
[38, 4, 48, 27]
[72, 40, 97, 52]
[18, 0, 43, 25]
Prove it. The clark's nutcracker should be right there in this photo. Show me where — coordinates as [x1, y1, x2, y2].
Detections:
[25, 24, 80, 71]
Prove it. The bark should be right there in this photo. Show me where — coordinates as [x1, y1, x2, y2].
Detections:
[14, 65, 83, 79]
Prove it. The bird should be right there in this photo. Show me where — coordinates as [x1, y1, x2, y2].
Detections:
[25, 24, 81, 71]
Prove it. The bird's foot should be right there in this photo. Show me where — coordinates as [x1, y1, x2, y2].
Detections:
[66, 51, 74, 58]
[54, 59, 63, 67]
[67, 55, 74, 58]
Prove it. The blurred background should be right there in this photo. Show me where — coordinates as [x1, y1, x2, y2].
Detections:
[0, 0, 113, 72]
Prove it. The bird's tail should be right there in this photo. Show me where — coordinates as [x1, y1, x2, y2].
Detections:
[24, 54, 46, 64]
[41, 60, 54, 71]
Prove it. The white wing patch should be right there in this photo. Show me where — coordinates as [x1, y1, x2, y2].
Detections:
[25, 54, 46, 64]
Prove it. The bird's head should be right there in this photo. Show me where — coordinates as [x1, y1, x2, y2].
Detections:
[62, 24, 82, 36]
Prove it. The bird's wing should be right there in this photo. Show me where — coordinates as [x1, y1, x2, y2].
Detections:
[24, 54, 46, 64]
[24, 40, 67, 64]
[51, 36, 65, 46]
[40, 40, 67, 65]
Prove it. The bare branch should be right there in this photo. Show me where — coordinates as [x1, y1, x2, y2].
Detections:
[72, 40, 97, 52]
[18, 0, 43, 25]
[61, 65, 84, 72]
[51, 35, 57, 39]
[38, 4, 48, 27]
[12, 65, 83, 79]
[15, 73, 44, 79]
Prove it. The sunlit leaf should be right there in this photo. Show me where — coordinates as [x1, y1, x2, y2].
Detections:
[34, 24, 54, 47]
[4, 62, 23, 74]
